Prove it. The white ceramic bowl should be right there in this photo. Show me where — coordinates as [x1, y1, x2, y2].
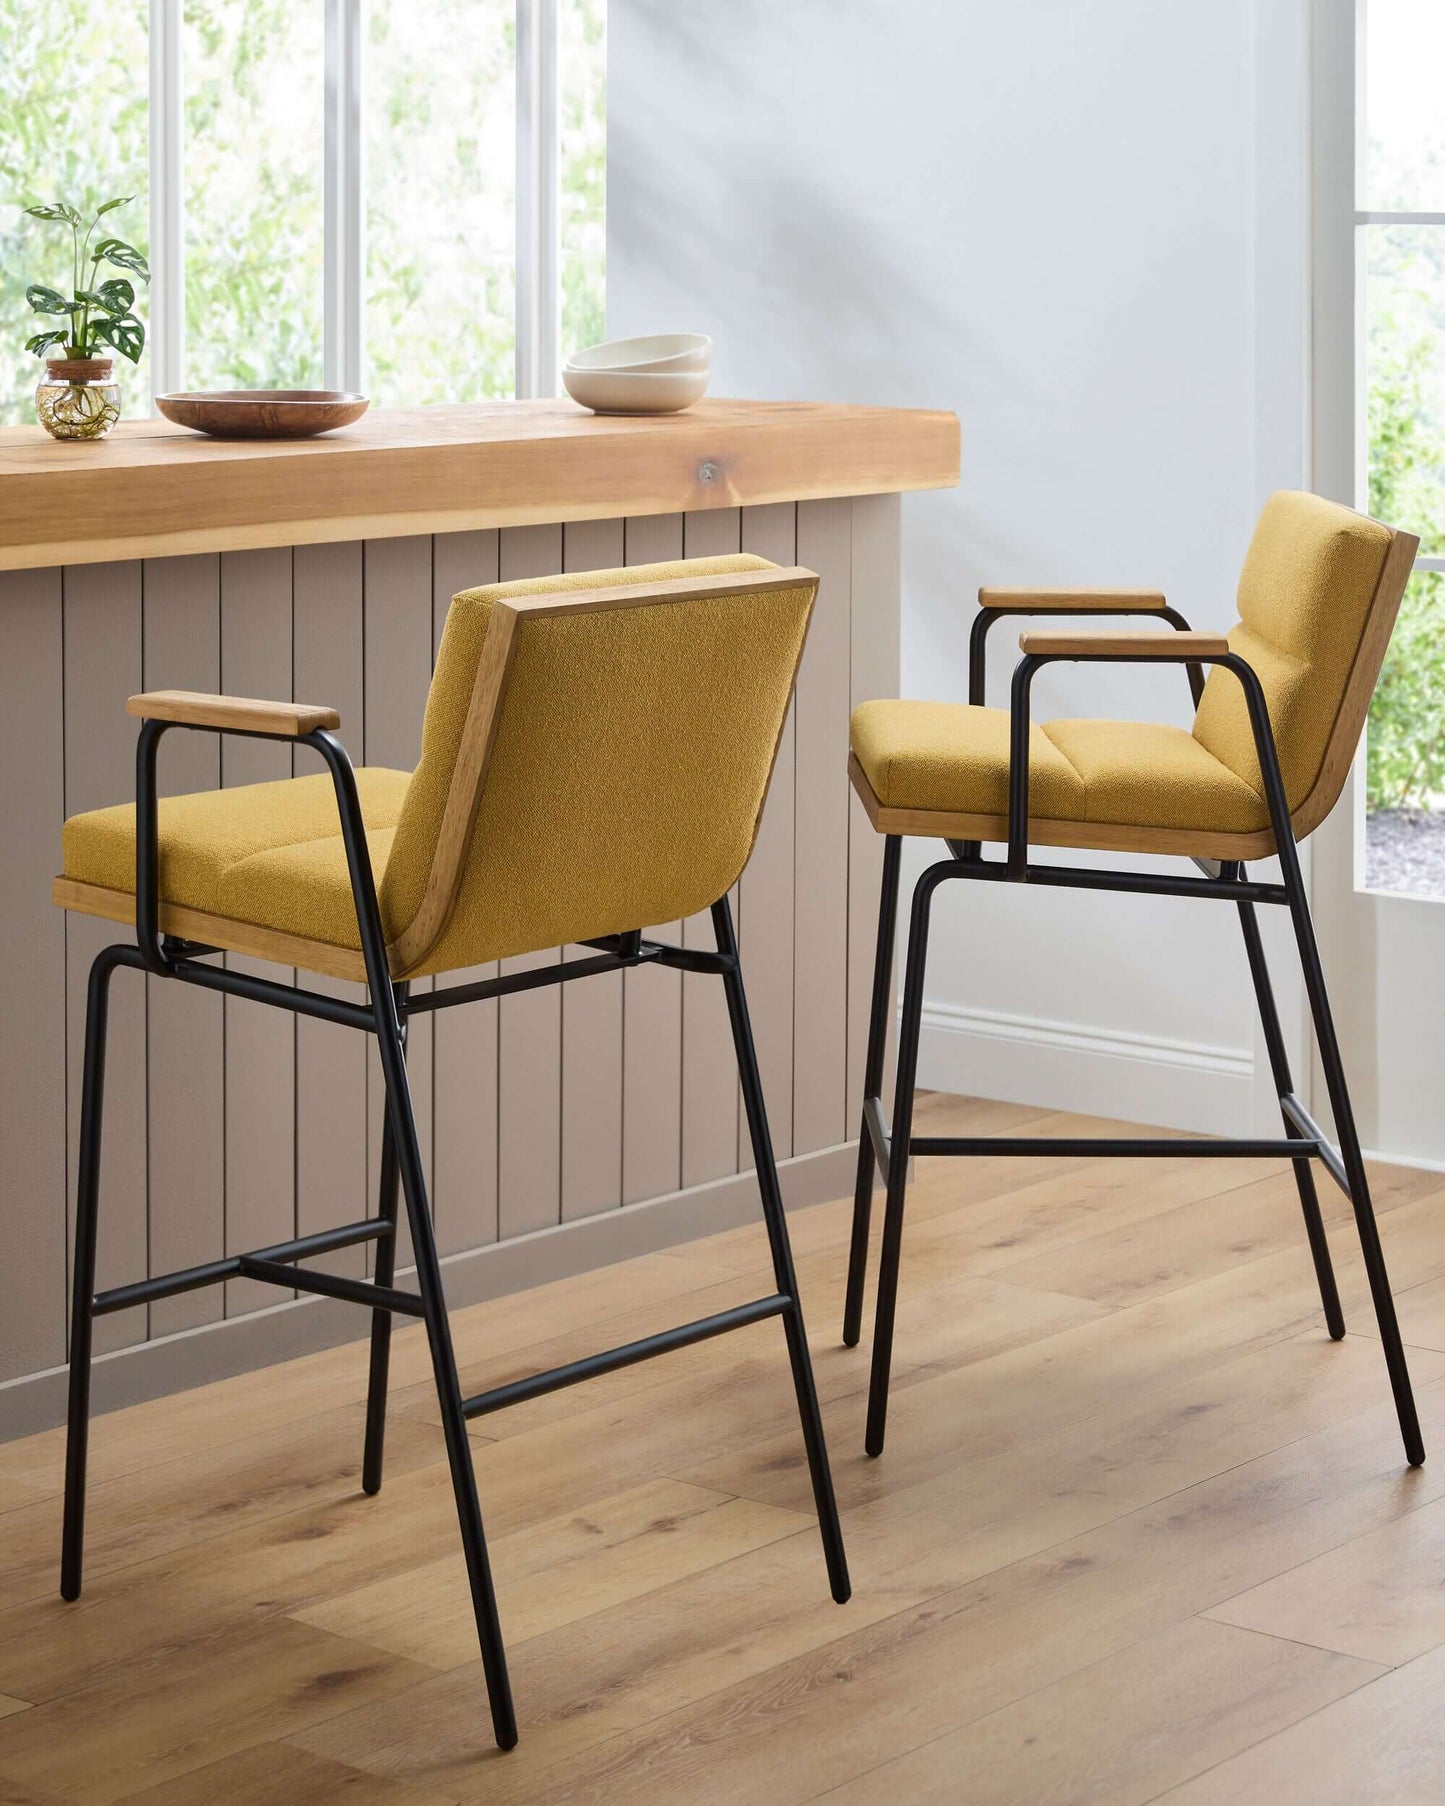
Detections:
[565, 333, 712, 375]
[562, 365, 709, 415]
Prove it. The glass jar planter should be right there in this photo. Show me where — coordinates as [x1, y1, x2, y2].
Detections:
[35, 357, 122, 441]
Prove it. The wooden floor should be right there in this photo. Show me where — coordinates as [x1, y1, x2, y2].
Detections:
[3, 1092, 1445, 1803]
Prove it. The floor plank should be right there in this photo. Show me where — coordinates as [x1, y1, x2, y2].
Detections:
[0, 1407, 448, 1617]
[293, 1479, 813, 1668]
[0, 1619, 434, 1804]
[1153, 1638, 1445, 1805]
[111, 1742, 460, 1805]
[810, 1617, 1378, 1806]
[1205, 1491, 1445, 1666]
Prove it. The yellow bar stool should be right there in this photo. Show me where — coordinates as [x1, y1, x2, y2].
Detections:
[845, 491, 1425, 1467]
[53, 554, 850, 1750]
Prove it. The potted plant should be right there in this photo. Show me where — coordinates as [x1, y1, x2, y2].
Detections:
[21, 196, 150, 440]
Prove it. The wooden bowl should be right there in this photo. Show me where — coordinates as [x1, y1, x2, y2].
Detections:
[155, 390, 370, 439]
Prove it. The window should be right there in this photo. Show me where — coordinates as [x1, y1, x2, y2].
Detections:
[1359, 0, 1445, 895]
[0, 0, 151, 420]
[0, 0, 604, 425]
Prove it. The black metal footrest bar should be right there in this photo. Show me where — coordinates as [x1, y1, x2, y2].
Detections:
[91, 1216, 395, 1316]
[864, 1097, 891, 1183]
[945, 857, 1289, 907]
[909, 1134, 1328, 1160]
[462, 1293, 791, 1420]
[238, 1257, 424, 1317]
[860, 1099, 1339, 1173]
[1280, 1092, 1352, 1196]
[406, 936, 738, 1015]
[408, 944, 665, 1014]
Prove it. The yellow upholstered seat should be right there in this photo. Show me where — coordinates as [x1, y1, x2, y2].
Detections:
[850, 491, 1404, 859]
[851, 704, 1271, 836]
[56, 554, 815, 980]
[61, 769, 412, 955]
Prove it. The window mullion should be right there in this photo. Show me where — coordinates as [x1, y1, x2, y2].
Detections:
[148, 0, 184, 403]
[515, 0, 560, 398]
[324, 0, 364, 392]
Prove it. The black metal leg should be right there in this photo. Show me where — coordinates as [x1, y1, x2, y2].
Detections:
[362, 984, 408, 1496]
[1236, 895, 1346, 1340]
[372, 994, 519, 1747]
[1275, 859, 1424, 1465]
[844, 835, 902, 1348]
[712, 898, 851, 1604]
[61, 944, 127, 1601]
[865, 862, 944, 1457]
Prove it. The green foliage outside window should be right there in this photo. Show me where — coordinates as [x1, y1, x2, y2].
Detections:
[0, 0, 150, 421]
[183, 0, 325, 390]
[1365, 223, 1445, 812]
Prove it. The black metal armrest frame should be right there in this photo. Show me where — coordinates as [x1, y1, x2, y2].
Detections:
[132, 714, 402, 1028]
[970, 601, 1206, 709]
[1006, 641, 1283, 881]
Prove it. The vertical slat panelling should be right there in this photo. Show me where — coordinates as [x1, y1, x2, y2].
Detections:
[142, 555, 226, 1337]
[363, 537, 436, 1273]
[63, 562, 148, 1354]
[792, 499, 853, 1153]
[430, 530, 501, 1256]
[619, 513, 684, 1204]
[680, 507, 742, 1187]
[560, 517, 626, 1220]
[219, 547, 297, 1316]
[846, 495, 902, 1121]
[496, 523, 565, 1236]
[292, 543, 369, 1275]
[0, 570, 67, 1380]
[737, 503, 798, 1166]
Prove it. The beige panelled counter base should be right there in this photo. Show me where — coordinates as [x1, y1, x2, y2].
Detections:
[0, 397, 957, 1430]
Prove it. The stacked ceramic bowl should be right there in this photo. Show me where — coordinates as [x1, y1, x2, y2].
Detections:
[562, 333, 711, 414]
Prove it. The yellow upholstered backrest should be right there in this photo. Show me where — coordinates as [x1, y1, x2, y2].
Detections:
[1191, 491, 1404, 832]
[380, 555, 816, 977]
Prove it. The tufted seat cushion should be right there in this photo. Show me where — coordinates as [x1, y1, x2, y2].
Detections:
[850, 701, 1270, 836]
[61, 768, 412, 951]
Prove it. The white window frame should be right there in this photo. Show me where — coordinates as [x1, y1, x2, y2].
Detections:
[1315, 1, 1445, 557]
[147, 0, 562, 404]
[1311, 0, 1444, 902]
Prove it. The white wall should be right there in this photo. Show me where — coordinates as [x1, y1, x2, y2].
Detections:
[608, 0, 1312, 1134]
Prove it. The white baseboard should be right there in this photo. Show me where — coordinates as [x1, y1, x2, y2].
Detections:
[915, 998, 1254, 1136]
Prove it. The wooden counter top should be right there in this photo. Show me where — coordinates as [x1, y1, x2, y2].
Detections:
[0, 397, 958, 572]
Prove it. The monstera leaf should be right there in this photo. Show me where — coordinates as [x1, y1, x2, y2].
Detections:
[92, 238, 150, 281]
[22, 202, 82, 226]
[25, 284, 81, 316]
[78, 279, 136, 318]
[91, 314, 145, 363]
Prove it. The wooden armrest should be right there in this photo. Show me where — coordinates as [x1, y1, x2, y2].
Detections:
[979, 587, 1167, 612]
[127, 690, 340, 737]
[1017, 630, 1230, 657]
